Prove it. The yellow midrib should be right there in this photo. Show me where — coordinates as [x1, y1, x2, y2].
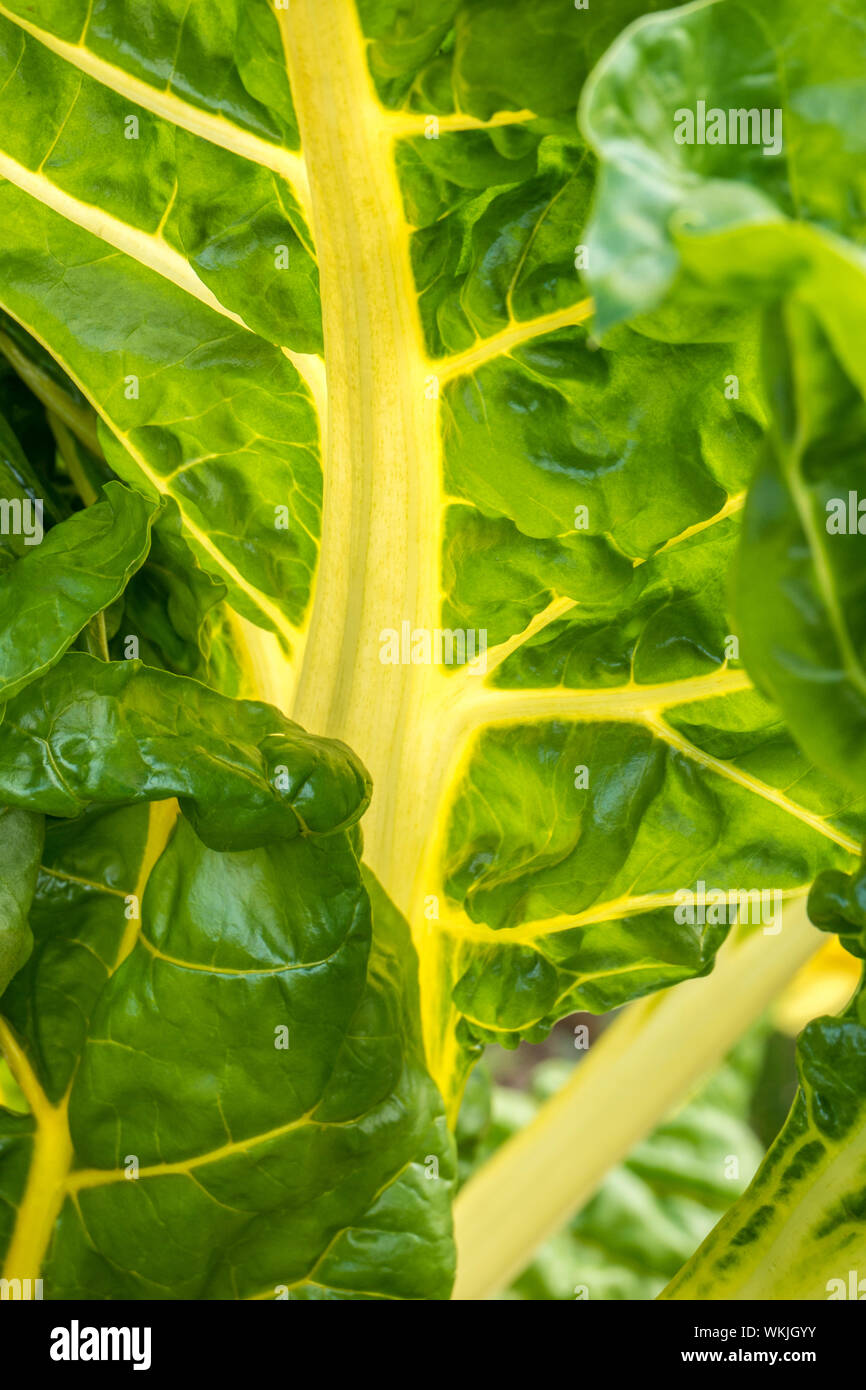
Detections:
[0, 147, 326, 415]
[436, 297, 593, 381]
[279, 1, 442, 878]
[277, 5, 594, 1098]
[0, 2, 312, 222]
[459, 664, 753, 723]
[0, 1018, 73, 1281]
[436, 884, 812, 947]
[114, 800, 178, 967]
[277, 2, 491, 1098]
[647, 714, 860, 854]
[0, 148, 246, 324]
[68, 1111, 316, 1193]
[387, 108, 539, 137]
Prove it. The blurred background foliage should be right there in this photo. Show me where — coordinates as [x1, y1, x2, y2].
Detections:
[456, 938, 859, 1299]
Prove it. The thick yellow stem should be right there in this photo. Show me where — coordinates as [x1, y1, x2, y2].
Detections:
[279, 1, 444, 893]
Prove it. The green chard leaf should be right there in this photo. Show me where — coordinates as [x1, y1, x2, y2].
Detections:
[0, 369, 65, 572]
[664, 881, 866, 1300]
[733, 300, 866, 794]
[0, 5, 322, 653]
[0, 652, 370, 849]
[580, 0, 866, 337]
[576, 0, 866, 799]
[1, 0, 850, 1128]
[0, 806, 454, 1299]
[1, 0, 862, 1302]
[578, 0, 866, 1303]
[0, 335, 256, 695]
[0, 481, 157, 702]
[0, 807, 43, 997]
[113, 497, 245, 693]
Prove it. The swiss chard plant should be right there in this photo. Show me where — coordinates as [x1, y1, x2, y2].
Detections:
[0, 0, 864, 1301]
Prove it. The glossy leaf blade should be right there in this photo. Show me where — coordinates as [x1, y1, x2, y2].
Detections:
[0, 808, 42, 996]
[0, 481, 157, 701]
[0, 653, 371, 848]
[0, 810, 454, 1299]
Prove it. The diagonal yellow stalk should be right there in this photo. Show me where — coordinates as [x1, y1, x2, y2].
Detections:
[452, 900, 822, 1299]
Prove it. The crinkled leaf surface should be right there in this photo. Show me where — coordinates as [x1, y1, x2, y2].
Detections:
[579, 0, 866, 1300]
[0, 652, 370, 849]
[0, 481, 157, 701]
[580, 0, 866, 797]
[1, 0, 862, 1301]
[116, 498, 242, 691]
[0, 807, 42, 997]
[0, 0, 858, 1125]
[0, 3, 321, 648]
[0, 807, 453, 1299]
